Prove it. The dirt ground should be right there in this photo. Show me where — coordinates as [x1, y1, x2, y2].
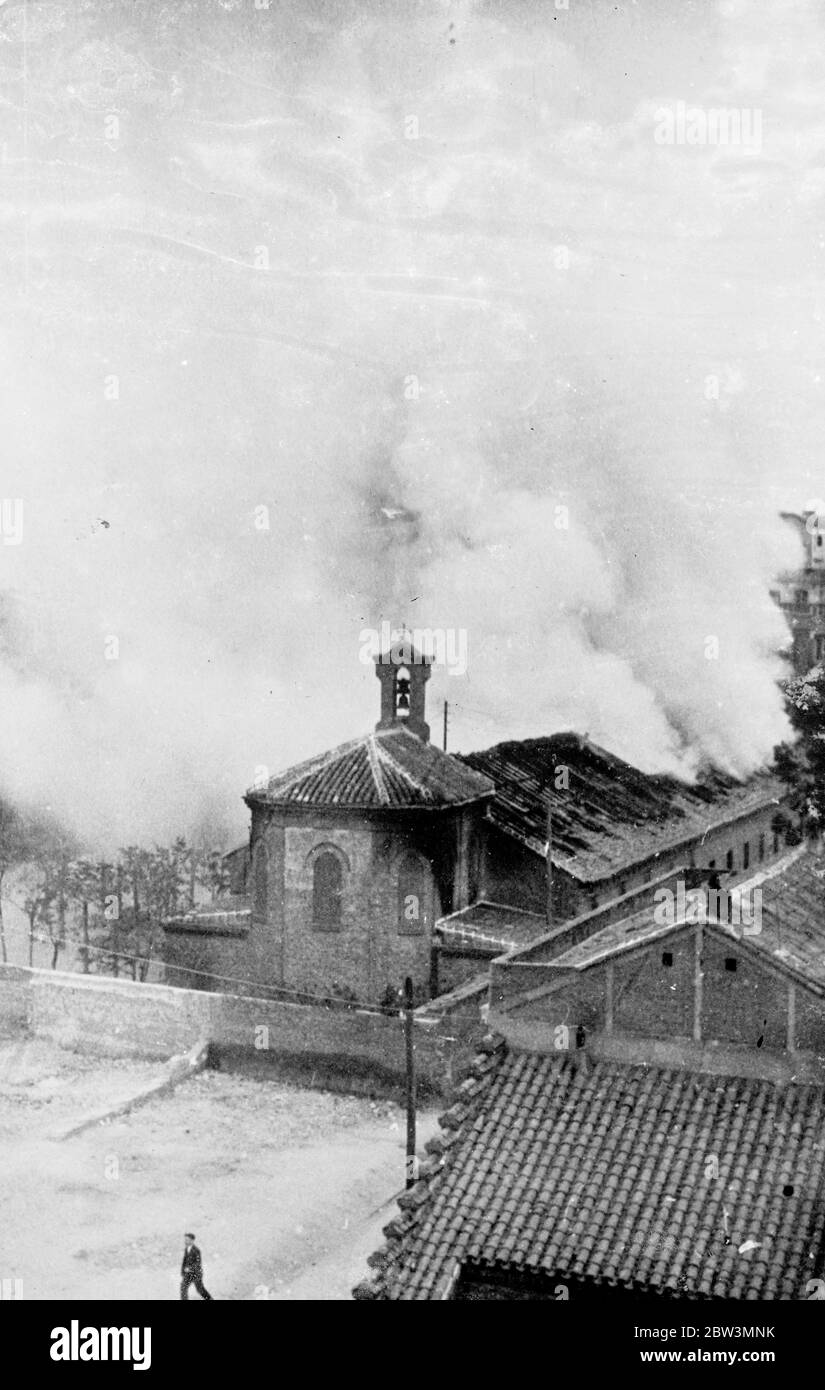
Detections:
[0, 1037, 438, 1300]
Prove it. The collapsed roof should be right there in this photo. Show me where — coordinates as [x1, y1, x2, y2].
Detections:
[458, 732, 785, 882]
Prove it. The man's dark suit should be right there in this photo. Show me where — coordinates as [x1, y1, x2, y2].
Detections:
[180, 1243, 212, 1300]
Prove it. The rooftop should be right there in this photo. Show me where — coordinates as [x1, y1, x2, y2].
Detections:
[539, 846, 825, 996]
[163, 898, 251, 937]
[245, 726, 494, 812]
[457, 732, 785, 882]
[435, 901, 547, 956]
[360, 1043, 825, 1300]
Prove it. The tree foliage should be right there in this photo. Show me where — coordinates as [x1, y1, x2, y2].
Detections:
[5, 830, 231, 977]
[776, 666, 825, 831]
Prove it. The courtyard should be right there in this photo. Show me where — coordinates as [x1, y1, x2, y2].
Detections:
[0, 1037, 437, 1300]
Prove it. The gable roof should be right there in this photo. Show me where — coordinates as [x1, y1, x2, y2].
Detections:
[540, 846, 825, 997]
[245, 726, 494, 812]
[457, 733, 785, 881]
[358, 1043, 825, 1300]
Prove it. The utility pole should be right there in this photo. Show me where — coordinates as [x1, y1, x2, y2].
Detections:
[404, 975, 417, 1189]
[114, 863, 122, 978]
[545, 797, 553, 929]
[443, 699, 448, 752]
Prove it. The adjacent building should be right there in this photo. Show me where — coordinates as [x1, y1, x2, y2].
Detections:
[356, 846, 825, 1300]
[773, 509, 825, 673]
[163, 636, 795, 1005]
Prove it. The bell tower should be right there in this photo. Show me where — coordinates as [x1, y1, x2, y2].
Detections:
[374, 631, 432, 742]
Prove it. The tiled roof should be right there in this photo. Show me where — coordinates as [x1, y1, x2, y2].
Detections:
[163, 898, 251, 937]
[457, 733, 785, 881]
[435, 901, 547, 956]
[750, 850, 825, 991]
[542, 846, 825, 996]
[246, 727, 494, 811]
[358, 1044, 825, 1300]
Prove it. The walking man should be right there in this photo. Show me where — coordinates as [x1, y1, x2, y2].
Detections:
[180, 1233, 213, 1300]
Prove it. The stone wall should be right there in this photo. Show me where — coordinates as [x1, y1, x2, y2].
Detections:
[0, 962, 488, 1099]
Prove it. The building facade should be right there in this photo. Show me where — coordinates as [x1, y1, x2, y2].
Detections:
[773, 509, 825, 673]
[357, 847, 825, 1300]
[163, 640, 494, 1003]
[163, 640, 796, 1006]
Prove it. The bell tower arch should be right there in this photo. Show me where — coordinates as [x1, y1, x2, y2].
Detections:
[374, 631, 432, 742]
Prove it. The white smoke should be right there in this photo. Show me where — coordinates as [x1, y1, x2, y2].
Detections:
[1, 0, 823, 849]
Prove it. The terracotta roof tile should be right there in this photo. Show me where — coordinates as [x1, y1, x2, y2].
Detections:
[457, 733, 784, 881]
[246, 726, 493, 811]
[542, 847, 825, 996]
[361, 1049, 825, 1300]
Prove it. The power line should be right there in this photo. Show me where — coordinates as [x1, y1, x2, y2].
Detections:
[9, 920, 408, 1018]
[2, 892, 493, 1021]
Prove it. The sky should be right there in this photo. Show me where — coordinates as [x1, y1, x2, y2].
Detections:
[1, 0, 824, 850]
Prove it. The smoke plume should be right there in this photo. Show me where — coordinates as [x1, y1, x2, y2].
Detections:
[1, 0, 823, 849]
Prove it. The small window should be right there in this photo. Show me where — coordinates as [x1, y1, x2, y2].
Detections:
[773, 831, 780, 854]
[797, 589, 809, 605]
[743, 842, 750, 870]
[758, 833, 765, 862]
[708, 859, 716, 870]
[725, 957, 737, 973]
[726, 850, 734, 873]
[662, 951, 673, 967]
[313, 852, 343, 932]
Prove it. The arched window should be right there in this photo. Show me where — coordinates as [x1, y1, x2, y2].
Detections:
[397, 851, 432, 936]
[395, 666, 411, 721]
[253, 840, 268, 919]
[313, 852, 343, 932]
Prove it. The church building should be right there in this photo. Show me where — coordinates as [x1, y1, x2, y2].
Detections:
[163, 638, 494, 1003]
[163, 636, 794, 1005]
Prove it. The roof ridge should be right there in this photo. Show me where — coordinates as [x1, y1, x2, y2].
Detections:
[359, 1051, 825, 1300]
[246, 731, 369, 799]
[375, 735, 437, 801]
[365, 734, 391, 806]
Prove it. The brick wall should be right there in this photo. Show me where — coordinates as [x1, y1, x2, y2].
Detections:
[482, 804, 791, 933]
[258, 811, 451, 1003]
[163, 926, 264, 996]
[612, 938, 695, 1039]
[701, 933, 788, 1051]
[437, 950, 490, 995]
[496, 924, 825, 1062]
[482, 827, 547, 913]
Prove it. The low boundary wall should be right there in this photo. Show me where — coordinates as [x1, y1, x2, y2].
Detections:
[0, 963, 489, 1099]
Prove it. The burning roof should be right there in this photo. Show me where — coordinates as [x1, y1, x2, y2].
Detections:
[457, 732, 785, 883]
